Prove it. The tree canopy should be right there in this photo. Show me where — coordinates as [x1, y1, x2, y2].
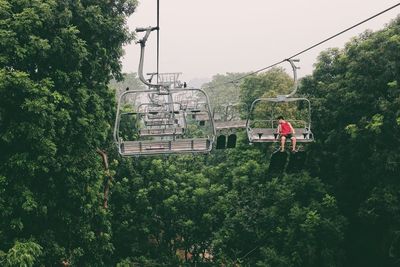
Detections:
[0, 0, 136, 265]
[1, 1, 399, 265]
[299, 18, 400, 266]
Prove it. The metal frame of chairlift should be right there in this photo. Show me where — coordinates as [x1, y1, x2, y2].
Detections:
[214, 102, 248, 132]
[246, 59, 314, 144]
[119, 102, 183, 132]
[189, 102, 210, 123]
[114, 88, 215, 156]
[139, 102, 187, 136]
[214, 102, 248, 149]
[113, 26, 216, 156]
[224, 102, 248, 124]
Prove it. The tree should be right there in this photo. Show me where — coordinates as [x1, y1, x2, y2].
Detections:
[203, 72, 248, 108]
[212, 172, 346, 267]
[0, 241, 43, 267]
[0, 0, 136, 265]
[300, 17, 400, 267]
[109, 72, 146, 97]
[240, 68, 293, 109]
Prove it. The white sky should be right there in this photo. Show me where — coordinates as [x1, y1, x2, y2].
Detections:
[121, 0, 400, 84]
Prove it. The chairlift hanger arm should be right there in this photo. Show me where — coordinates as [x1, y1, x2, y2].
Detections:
[136, 26, 159, 45]
[146, 72, 158, 83]
[136, 26, 162, 89]
[285, 58, 300, 98]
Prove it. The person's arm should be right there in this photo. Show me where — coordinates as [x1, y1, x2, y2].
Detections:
[276, 124, 281, 134]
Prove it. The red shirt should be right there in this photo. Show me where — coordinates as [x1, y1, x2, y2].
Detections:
[279, 121, 292, 135]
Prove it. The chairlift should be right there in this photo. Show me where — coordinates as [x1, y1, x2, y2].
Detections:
[114, 88, 215, 156]
[192, 103, 210, 124]
[183, 99, 202, 113]
[137, 102, 182, 123]
[214, 102, 248, 149]
[137, 102, 186, 137]
[246, 59, 314, 146]
[113, 26, 215, 156]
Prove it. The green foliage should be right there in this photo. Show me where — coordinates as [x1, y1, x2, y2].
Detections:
[300, 16, 400, 267]
[2, 1, 399, 266]
[110, 72, 146, 96]
[239, 68, 308, 127]
[108, 129, 345, 265]
[212, 173, 346, 266]
[0, 0, 136, 265]
[203, 72, 248, 108]
[0, 241, 42, 267]
[107, 14, 400, 267]
[240, 68, 293, 108]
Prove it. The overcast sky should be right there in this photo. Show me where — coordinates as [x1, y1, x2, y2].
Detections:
[121, 0, 400, 84]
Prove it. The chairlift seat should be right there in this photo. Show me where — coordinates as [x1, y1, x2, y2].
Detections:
[249, 128, 314, 143]
[194, 112, 209, 121]
[249, 128, 277, 142]
[121, 112, 137, 115]
[139, 127, 185, 137]
[144, 119, 175, 126]
[215, 120, 247, 130]
[147, 113, 171, 120]
[119, 138, 211, 156]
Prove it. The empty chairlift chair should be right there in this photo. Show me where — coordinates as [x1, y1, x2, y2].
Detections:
[114, 26, 215, 156]
[114, 88, 216, 156]
[137, 102, 187, 138]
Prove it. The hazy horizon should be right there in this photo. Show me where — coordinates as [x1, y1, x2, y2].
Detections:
[121, 0, 400, 86]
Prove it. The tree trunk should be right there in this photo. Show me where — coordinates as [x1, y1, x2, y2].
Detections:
[96, 149, 112, 209]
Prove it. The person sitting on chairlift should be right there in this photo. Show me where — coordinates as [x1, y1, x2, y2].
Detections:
[277, 116, 296, 152]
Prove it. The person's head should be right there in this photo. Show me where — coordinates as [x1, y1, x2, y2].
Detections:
[277, 116, 285, 123]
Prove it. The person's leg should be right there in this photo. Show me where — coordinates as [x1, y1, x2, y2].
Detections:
[291, 137, 297, 151]
[280, 136, 286, 152]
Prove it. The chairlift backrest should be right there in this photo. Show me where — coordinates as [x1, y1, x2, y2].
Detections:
[114, 88, 216, 156]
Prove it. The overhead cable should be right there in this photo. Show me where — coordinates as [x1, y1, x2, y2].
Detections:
[202, 2, 400, 90]
[157, 0, 160, 84]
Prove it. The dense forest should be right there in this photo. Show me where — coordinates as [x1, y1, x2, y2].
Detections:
[1, 1, 400, 266]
